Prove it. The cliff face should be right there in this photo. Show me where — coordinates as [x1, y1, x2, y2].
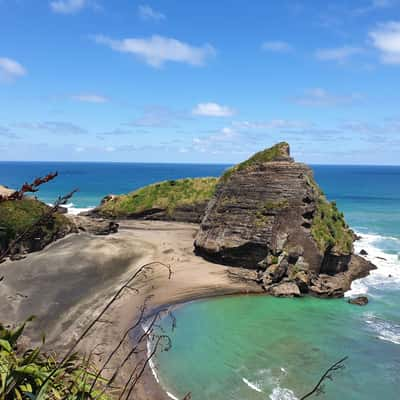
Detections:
[194, 142, 375, 297]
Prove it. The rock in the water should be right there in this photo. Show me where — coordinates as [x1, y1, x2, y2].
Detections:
[360, 249, 368, 256]
[348, 296, 369, 306]
[194, 142, 376, 297]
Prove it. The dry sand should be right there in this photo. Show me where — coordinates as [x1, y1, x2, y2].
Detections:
[0, 220, 262, 399]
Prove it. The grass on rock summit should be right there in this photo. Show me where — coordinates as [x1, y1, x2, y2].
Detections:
[99, 177, 218, 218]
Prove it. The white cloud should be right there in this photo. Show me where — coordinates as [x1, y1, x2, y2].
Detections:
[192, 102, 235, 117]
[315, 46, 364, 63]
[261, 41, 292, 53]
[50, 0, 88, 14]
[369, 21, 400, 64]
[93, 34, 215, 67]
[292, 88, 363, 107]
[138, 4, 165, 21]
[0, 57, 26, 83]
[71, 93, 109, 103]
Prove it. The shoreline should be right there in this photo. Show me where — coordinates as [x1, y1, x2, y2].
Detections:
[1, 219, 395, 399]
[0, 220, 262, 400]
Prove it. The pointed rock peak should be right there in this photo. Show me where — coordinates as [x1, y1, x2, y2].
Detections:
[246, 142, 291, 164]
[222, 142, 292, 181]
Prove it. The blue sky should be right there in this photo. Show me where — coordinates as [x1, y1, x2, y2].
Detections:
[1, 0, 400, 164]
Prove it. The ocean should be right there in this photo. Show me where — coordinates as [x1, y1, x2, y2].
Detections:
[1, 162, 399, 399]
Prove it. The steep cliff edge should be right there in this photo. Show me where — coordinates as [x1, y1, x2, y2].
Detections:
[194, 142, 375, 297]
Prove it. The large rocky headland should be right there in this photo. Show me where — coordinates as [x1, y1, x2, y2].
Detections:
[96, 142, 376, 298]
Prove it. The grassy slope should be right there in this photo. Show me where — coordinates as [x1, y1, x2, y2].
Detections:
[99, 177, 218, 218]
[306, 175, 354, 254]
[221, 141, 290, 181]
[0, 198, 71, 249]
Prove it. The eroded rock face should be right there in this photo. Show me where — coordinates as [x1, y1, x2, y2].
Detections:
[194, 142, 376, 297]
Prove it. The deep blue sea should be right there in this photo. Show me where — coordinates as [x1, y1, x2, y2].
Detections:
[1, 162, 400, 400]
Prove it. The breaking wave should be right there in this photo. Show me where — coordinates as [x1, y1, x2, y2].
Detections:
[346, 232, 400, 297]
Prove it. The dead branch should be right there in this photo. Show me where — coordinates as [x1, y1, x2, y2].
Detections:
[300, 356, 348, 399]
[0, 172, 58, 202]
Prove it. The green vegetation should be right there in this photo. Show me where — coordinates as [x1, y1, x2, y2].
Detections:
[262, 199, 289, 211]
[0, 318, 110, 400]
[0, 199, 71, 251]
[99, 177, 218, 218]
[221, 142, 290, 181]
[311, 196, 353, 254]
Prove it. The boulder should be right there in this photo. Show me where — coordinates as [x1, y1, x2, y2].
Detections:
[269, 282, 301, 297]
[348, 296, 369, 306]
[360, 249, 368, 256]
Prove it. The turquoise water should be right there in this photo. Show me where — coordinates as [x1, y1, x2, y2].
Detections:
[149, 165, 400, 400]
[1, 162, 399, 399]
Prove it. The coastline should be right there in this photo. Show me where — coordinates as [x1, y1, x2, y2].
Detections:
[0, 220, 262, 400]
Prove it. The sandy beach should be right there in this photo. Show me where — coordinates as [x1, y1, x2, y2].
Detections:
[0, 220, 261, 399]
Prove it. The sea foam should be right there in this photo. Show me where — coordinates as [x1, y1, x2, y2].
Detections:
[346, 232, 400, 297]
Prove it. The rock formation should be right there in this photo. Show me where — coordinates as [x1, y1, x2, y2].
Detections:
[194, 142, 376, 297]
[90, 177, 218, 223]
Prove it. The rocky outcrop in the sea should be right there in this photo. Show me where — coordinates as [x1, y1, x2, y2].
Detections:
[194, 142, 376, 297]
[89, 177, 218, 223]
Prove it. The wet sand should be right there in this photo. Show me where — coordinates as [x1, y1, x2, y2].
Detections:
[0, 220, 261, 399]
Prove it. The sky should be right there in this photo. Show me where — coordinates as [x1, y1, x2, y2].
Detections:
[0, 0, 400, 164]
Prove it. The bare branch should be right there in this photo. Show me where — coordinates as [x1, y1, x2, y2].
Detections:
[300, 356, 348, 400]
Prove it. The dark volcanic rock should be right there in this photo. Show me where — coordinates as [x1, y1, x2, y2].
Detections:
[360, 249, 368, 256]
[68, 215, 119, 235]
[348, 296, 369, 306]
[194, 142, 376, 297]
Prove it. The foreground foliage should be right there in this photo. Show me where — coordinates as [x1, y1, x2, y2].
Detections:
[0, 319, 110, 400]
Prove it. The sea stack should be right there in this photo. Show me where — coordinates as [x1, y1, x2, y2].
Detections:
[194, 142, 376, 297]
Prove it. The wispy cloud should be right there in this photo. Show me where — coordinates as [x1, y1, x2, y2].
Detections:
[92, 34, 216, 67]
[353, 0, 394, 16]
[128, 106, 186, 128]
[192, 102, 235, 117]
[0, 125, 18, 139]
[261, 41, 293, 53]
[292, 88, 363, 107]
[71, 93, 109, 103]
[15, 121, 88, 135]
[138, 4, 165, 21]
[315, 46, 364, 63]
[233, 119, 312, 130]
[369, 21, 400, 64]
[49, 0, 99, 14]
[0, 57, 26, 83]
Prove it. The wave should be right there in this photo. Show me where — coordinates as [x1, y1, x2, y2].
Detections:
[142, 322, 181, 400]
[346, 232, 400, 297]
[242, 377, 263, 392]
[364, 313, 400, 345]
[269, 387, 298, 400]
[63, 203, 95, 215]
[47, 202, 95, 215]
